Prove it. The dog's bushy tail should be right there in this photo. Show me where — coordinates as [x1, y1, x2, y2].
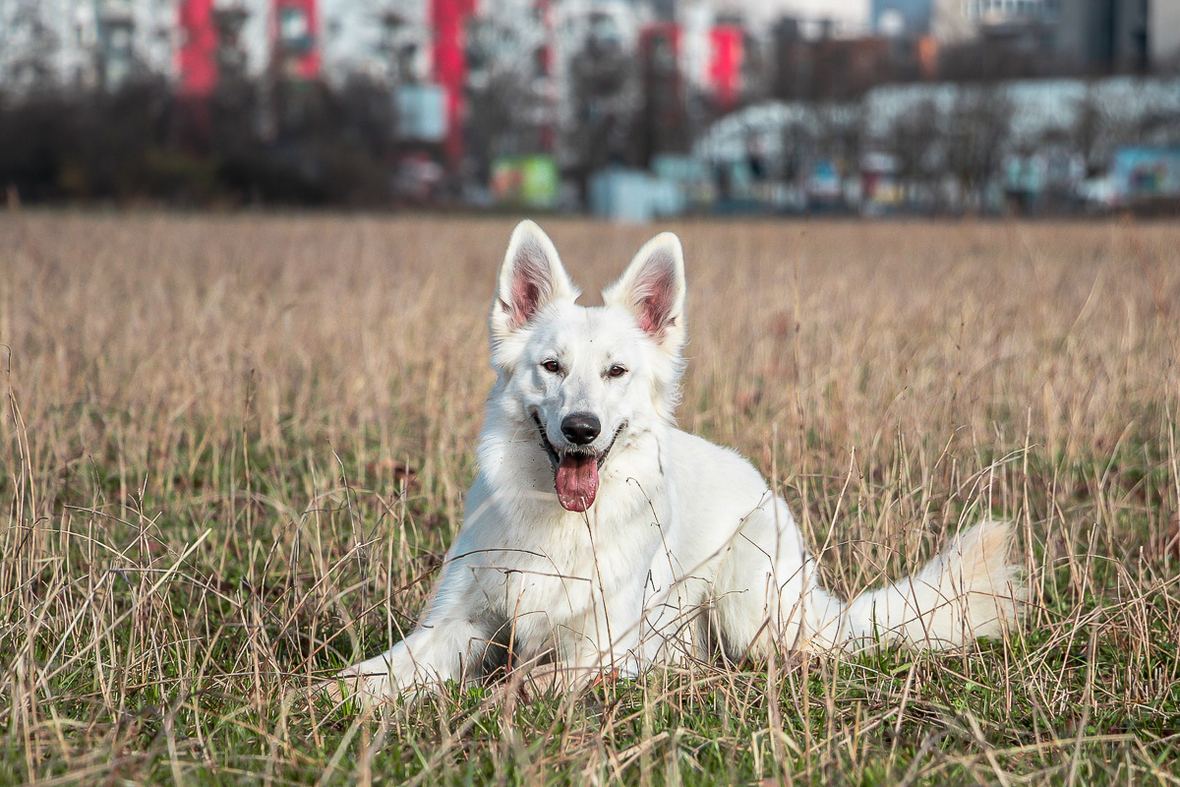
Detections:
[817, 520, 1026, 650]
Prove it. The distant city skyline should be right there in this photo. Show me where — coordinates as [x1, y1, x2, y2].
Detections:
[3, 0, 1177, 92]
[1, 0, 875, 90]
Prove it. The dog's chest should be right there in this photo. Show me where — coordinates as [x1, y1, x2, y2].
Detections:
[504, 521, 652, 598]
[476, 504, 663, 648]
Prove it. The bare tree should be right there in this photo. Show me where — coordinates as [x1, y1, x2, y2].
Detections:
[889, 97, 943, 206]
[466, 68, 535, 178]
[1072, 83, 1109, 177]
[567, 15, 639, 179]
[465, 16, 549, 176]
[946, 85, 1013, 208]
[815, 102, 863, 171]
[780, 115, 816, 184]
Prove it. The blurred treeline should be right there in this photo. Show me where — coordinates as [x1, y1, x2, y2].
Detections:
[0, 77, 404, 207]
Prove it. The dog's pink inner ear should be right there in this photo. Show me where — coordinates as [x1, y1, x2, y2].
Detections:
[511, 277, 542, 327]
[508, 244, 552, 328]
[633, 251, 679, 340]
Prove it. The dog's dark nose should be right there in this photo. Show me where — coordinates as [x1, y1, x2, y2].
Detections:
[561, 413, 601, 446]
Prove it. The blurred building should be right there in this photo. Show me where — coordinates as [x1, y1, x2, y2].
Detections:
[1152, 0, 1180, 70]
[5, 0, 1177, 96]
[871, 0, 932, 36]
[271, 0, 320, 81]
[0, 0, 174, 91]
[1054, 0, 1149, 72]
[89, 0, 175, 88]
[0, 0, 62, 90]
[940, 0, 1156, 75]
[712, 0, 868, 36]
[174, 1, 313, 98]
[775, 15, 936, 101]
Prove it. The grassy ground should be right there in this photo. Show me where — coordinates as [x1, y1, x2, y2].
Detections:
[1, 212, 1178, 785]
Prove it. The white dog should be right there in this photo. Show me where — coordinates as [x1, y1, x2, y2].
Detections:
[341, 221, 1024, 700]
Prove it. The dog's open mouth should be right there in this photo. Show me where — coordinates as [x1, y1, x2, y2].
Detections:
[533, 414, 625, 512]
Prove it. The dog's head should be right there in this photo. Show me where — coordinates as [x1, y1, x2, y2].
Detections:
[487, 220, 687, 512]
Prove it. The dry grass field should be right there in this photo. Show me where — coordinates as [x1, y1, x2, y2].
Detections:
[1, 212, 1178, 785]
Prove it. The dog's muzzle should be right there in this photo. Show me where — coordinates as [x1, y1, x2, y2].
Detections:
[533, 414, 625, 512]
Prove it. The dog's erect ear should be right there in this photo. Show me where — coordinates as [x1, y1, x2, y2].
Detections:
[491, 220, 578, 340]
[602, 232, 686, 350]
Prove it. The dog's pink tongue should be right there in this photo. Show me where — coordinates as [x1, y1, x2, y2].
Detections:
[555, 455, 598, 512]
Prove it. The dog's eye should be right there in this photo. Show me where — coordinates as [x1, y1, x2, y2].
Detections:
[607, 364, 628, 379]
[541, 360, 561, 374]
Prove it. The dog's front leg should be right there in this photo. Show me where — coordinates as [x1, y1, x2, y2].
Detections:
[339, 618, 489, 701]
[338, 567, 496, 702]
[554, 589, 648, 688]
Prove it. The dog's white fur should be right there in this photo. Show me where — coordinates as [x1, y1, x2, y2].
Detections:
[341, 221, 1024, 700]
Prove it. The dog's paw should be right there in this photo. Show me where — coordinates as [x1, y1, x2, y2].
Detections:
[330, 663, 397, 706]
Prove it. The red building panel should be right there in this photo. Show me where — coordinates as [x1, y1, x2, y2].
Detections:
[708, 25, 743, 112]
[178, 0, 217, 97]
[432, 0, 477, 167]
